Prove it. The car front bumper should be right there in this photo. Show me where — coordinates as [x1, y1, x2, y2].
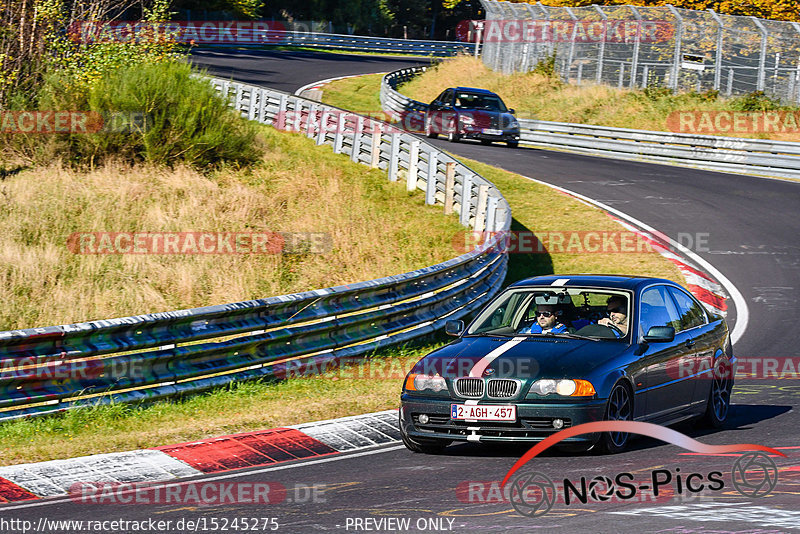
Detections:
[400, 395, 606, 444]
[461, 127, 520, 142]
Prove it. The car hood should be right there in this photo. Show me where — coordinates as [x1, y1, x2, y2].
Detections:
[459, 110, 517, 130]
[411, 335, 629, 380]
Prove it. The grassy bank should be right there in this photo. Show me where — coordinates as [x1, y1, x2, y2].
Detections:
[0, 124, 466, 331]
[397, 56, 800, 142]
[0, 344, 438, 465]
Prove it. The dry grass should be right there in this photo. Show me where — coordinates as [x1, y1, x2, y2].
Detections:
[400, 56, 800, 142]
[0, 124, 465, 330]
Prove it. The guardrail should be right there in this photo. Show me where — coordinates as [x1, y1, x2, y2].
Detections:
[0, 78, 510, 423]
[381, 66, 800, 180]
[198, 29, 475, 57]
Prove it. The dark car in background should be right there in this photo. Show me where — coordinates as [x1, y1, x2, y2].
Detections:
[425, 87, 520, 147]
[400, 275, 734, 454]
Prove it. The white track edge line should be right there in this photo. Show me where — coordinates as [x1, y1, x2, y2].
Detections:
[518, 174, 749, 345]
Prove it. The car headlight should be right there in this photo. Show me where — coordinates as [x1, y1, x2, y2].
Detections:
[528, 379, 595, 397]
[508, 118, 519, 129]
[405, 373, 448, 392]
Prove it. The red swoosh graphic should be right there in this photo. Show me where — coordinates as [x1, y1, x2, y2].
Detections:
[501, 421, 786, 487]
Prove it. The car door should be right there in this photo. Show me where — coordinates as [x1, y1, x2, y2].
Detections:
[638, 285, 696, 421]
[666, 285, 714, 408]
[428, 89, 454, 133]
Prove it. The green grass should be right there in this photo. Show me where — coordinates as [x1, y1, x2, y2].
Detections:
[317, 73, 385, 114]
[0, 343, 441, 465]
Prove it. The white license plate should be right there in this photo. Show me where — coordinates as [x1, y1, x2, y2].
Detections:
[482, 128, 503, 136]
[451, 404, 516, 421]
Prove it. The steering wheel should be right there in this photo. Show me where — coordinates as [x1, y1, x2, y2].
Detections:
[604, 322, 623, 336]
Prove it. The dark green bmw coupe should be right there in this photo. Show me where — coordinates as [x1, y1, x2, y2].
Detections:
[400, 275, 734, 454]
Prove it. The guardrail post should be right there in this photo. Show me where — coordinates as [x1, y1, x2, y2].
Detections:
[317, 110, 328, 145]
[307, 103, 317, 138]
[334, 113, 346, 153]
[460, 174, 474, 227]
[277, 94, 288, 130]
[407, 140, 420, 191]
[750, 17, 768, 92]
[426, 151, 438, 205]
[234, 83, 244, 113]
[389, 134, 400, 181]
[486, 197, 499, 232]
[352, 116, 364, 163]
[593, 5, 608, 83]
[248, 88, 258, 121]
[444, 162, 456, 215]
[258, 89, 269, 124]
[666, 5, 682, 91]
[370, 123, 382, 168]
[618, 63, 625, 89]
[293, 98, 302, 131]
[475, 184, 489, 231]
[628, 6, 642, 89]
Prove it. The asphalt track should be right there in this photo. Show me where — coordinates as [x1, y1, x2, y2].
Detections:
[4, 51, 797, 533]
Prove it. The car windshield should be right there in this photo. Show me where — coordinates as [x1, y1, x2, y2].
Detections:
[454, 92, 507, 112]
[466, 287, 632, 340]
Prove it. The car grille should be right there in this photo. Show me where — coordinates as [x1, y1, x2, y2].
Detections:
[454, 378, 484, 398]
[412, 413, 573, 438]
[487, 379, 519, 398]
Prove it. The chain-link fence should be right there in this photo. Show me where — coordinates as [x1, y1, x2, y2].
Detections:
[477, 1, 800, 103]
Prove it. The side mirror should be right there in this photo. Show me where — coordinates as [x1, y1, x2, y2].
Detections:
[445, 320, 464, 337]
[508, 108, 516, 115]
[644, 326, 675, 343]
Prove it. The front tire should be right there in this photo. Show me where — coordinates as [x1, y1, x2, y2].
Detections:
[703, 357, 733, 428]
[426, 116, 438, 139]
[506, 140, 519, 148]
[598, 381, 633, 454]
[447, 119, 461, 143]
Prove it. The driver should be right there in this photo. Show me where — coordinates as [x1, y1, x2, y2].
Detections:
[598, 296, 629, 337]
[519, 304, 569, 334]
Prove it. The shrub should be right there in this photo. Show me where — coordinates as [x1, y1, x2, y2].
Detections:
[25, 61, 262, 169]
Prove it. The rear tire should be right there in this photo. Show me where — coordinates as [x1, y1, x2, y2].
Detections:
[597, 381, 633, 454]
[703, 357, 733, 428]
[480, 139, 492, 145]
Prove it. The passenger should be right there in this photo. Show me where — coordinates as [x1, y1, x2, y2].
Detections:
[598, 296, 629, 337]
[519, 304, 570, 334]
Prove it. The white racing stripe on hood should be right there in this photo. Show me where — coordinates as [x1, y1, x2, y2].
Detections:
[468, 337, 527, 377]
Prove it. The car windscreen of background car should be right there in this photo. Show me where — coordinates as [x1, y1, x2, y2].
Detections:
[455, 93, 507, 112]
